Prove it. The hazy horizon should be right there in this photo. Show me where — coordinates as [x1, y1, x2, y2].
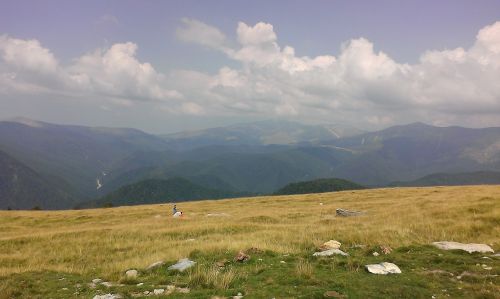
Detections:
[1, 0, 500, 133]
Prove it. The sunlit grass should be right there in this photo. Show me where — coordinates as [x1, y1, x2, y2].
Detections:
[0, 185, 498, 282]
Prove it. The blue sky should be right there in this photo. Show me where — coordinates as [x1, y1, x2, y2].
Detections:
[1, 0, 500, 133]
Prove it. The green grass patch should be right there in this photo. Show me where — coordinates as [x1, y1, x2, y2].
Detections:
[1, 245, 498, 298]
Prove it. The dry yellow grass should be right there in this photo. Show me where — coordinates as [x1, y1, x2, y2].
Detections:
[0, 186, 498, 281]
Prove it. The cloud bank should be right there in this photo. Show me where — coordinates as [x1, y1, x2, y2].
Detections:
[1, 20, 500, 128]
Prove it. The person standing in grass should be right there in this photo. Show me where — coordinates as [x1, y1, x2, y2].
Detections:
[172, 204, 183, 217]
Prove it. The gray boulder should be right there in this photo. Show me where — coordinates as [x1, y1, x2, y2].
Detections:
[366, 262, 401, 274]
[167, 258, 196, 272]
[432, 241, 494, 253]
[313, 249, 349, 257]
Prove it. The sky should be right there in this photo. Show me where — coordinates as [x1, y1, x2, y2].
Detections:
[1, 0, 500, 134]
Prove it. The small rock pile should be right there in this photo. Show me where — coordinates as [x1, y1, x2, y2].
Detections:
[235, 251, 250, 262]
[365, 262, 402, 275]
[167, 258, 196, 272]
[313, 240, 349, 257]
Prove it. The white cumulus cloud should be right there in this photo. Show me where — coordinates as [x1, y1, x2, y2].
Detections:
[1, 20, 500, 129]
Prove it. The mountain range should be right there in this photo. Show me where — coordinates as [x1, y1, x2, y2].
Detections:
[1, 118, 500, 209]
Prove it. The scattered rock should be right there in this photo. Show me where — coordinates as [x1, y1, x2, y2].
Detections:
[372, 252, 380, 257]
[92, 278, 103, 284]
[320, 240, 341, 250]
[136, 283, 144, 287]
[280, 260, 286, 264]
[323, 290, 346, 298]
[143, 290, 150, 295]
[482, 264, 493, 270]
[366, 262, 402, 274]
[432, 241, 494, 253]
[216, 259, 229, 268]
[319, 202, 324, 206]
[93, 295, 122, 299]
[153, 288, 164, 295]
[101, 282, 114, 287]
[166, 285, 176, 294]
[176, 287, 190, 293]
[380, 246, 392, 255]
[235, 251, 250, 262]
[313, 249, 349, 257]
[125, 269, 138, 279]
[168, 258, 196, 272]
[146, 261, 165, 271]
[336, 208, 364, 217]
[233, 292, 244, 299]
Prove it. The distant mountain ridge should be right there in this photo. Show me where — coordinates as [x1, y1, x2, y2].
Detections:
[80, 177, 250, 208]
[390, 171, 500, 187]
[0, 150, 76, 209]
[0, 118, 170, 199]
[162, 119, 364, 150]
[274, 178, 365, 195]
[2, 118, 500, 209]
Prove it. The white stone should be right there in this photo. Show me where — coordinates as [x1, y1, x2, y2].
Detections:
[166, 285, 176, 294]
[280, 261, 286, 263]
[136, 283, 144, 287]
[176, 287, 190, 293]
[482, 264, 493, 270]
[153, 289, 165, 295]
[93, 294, 122, 299]
[143, 291, 150, 295]
[92, 278, 103, 284]
[321, 240, 341, 250]
[146, 261, 165, 271]
[313, 249, 349, 257]
[373, 252, 380, 256]
[366, 262, 402, 275]
[432, 241, 494, 253]
[125, 269, 138, 279]
[101, 282, 114, 287]
[168, 258, 196, 272]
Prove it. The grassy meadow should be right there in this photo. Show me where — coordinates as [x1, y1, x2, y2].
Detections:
[0, 186, 499, 298]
